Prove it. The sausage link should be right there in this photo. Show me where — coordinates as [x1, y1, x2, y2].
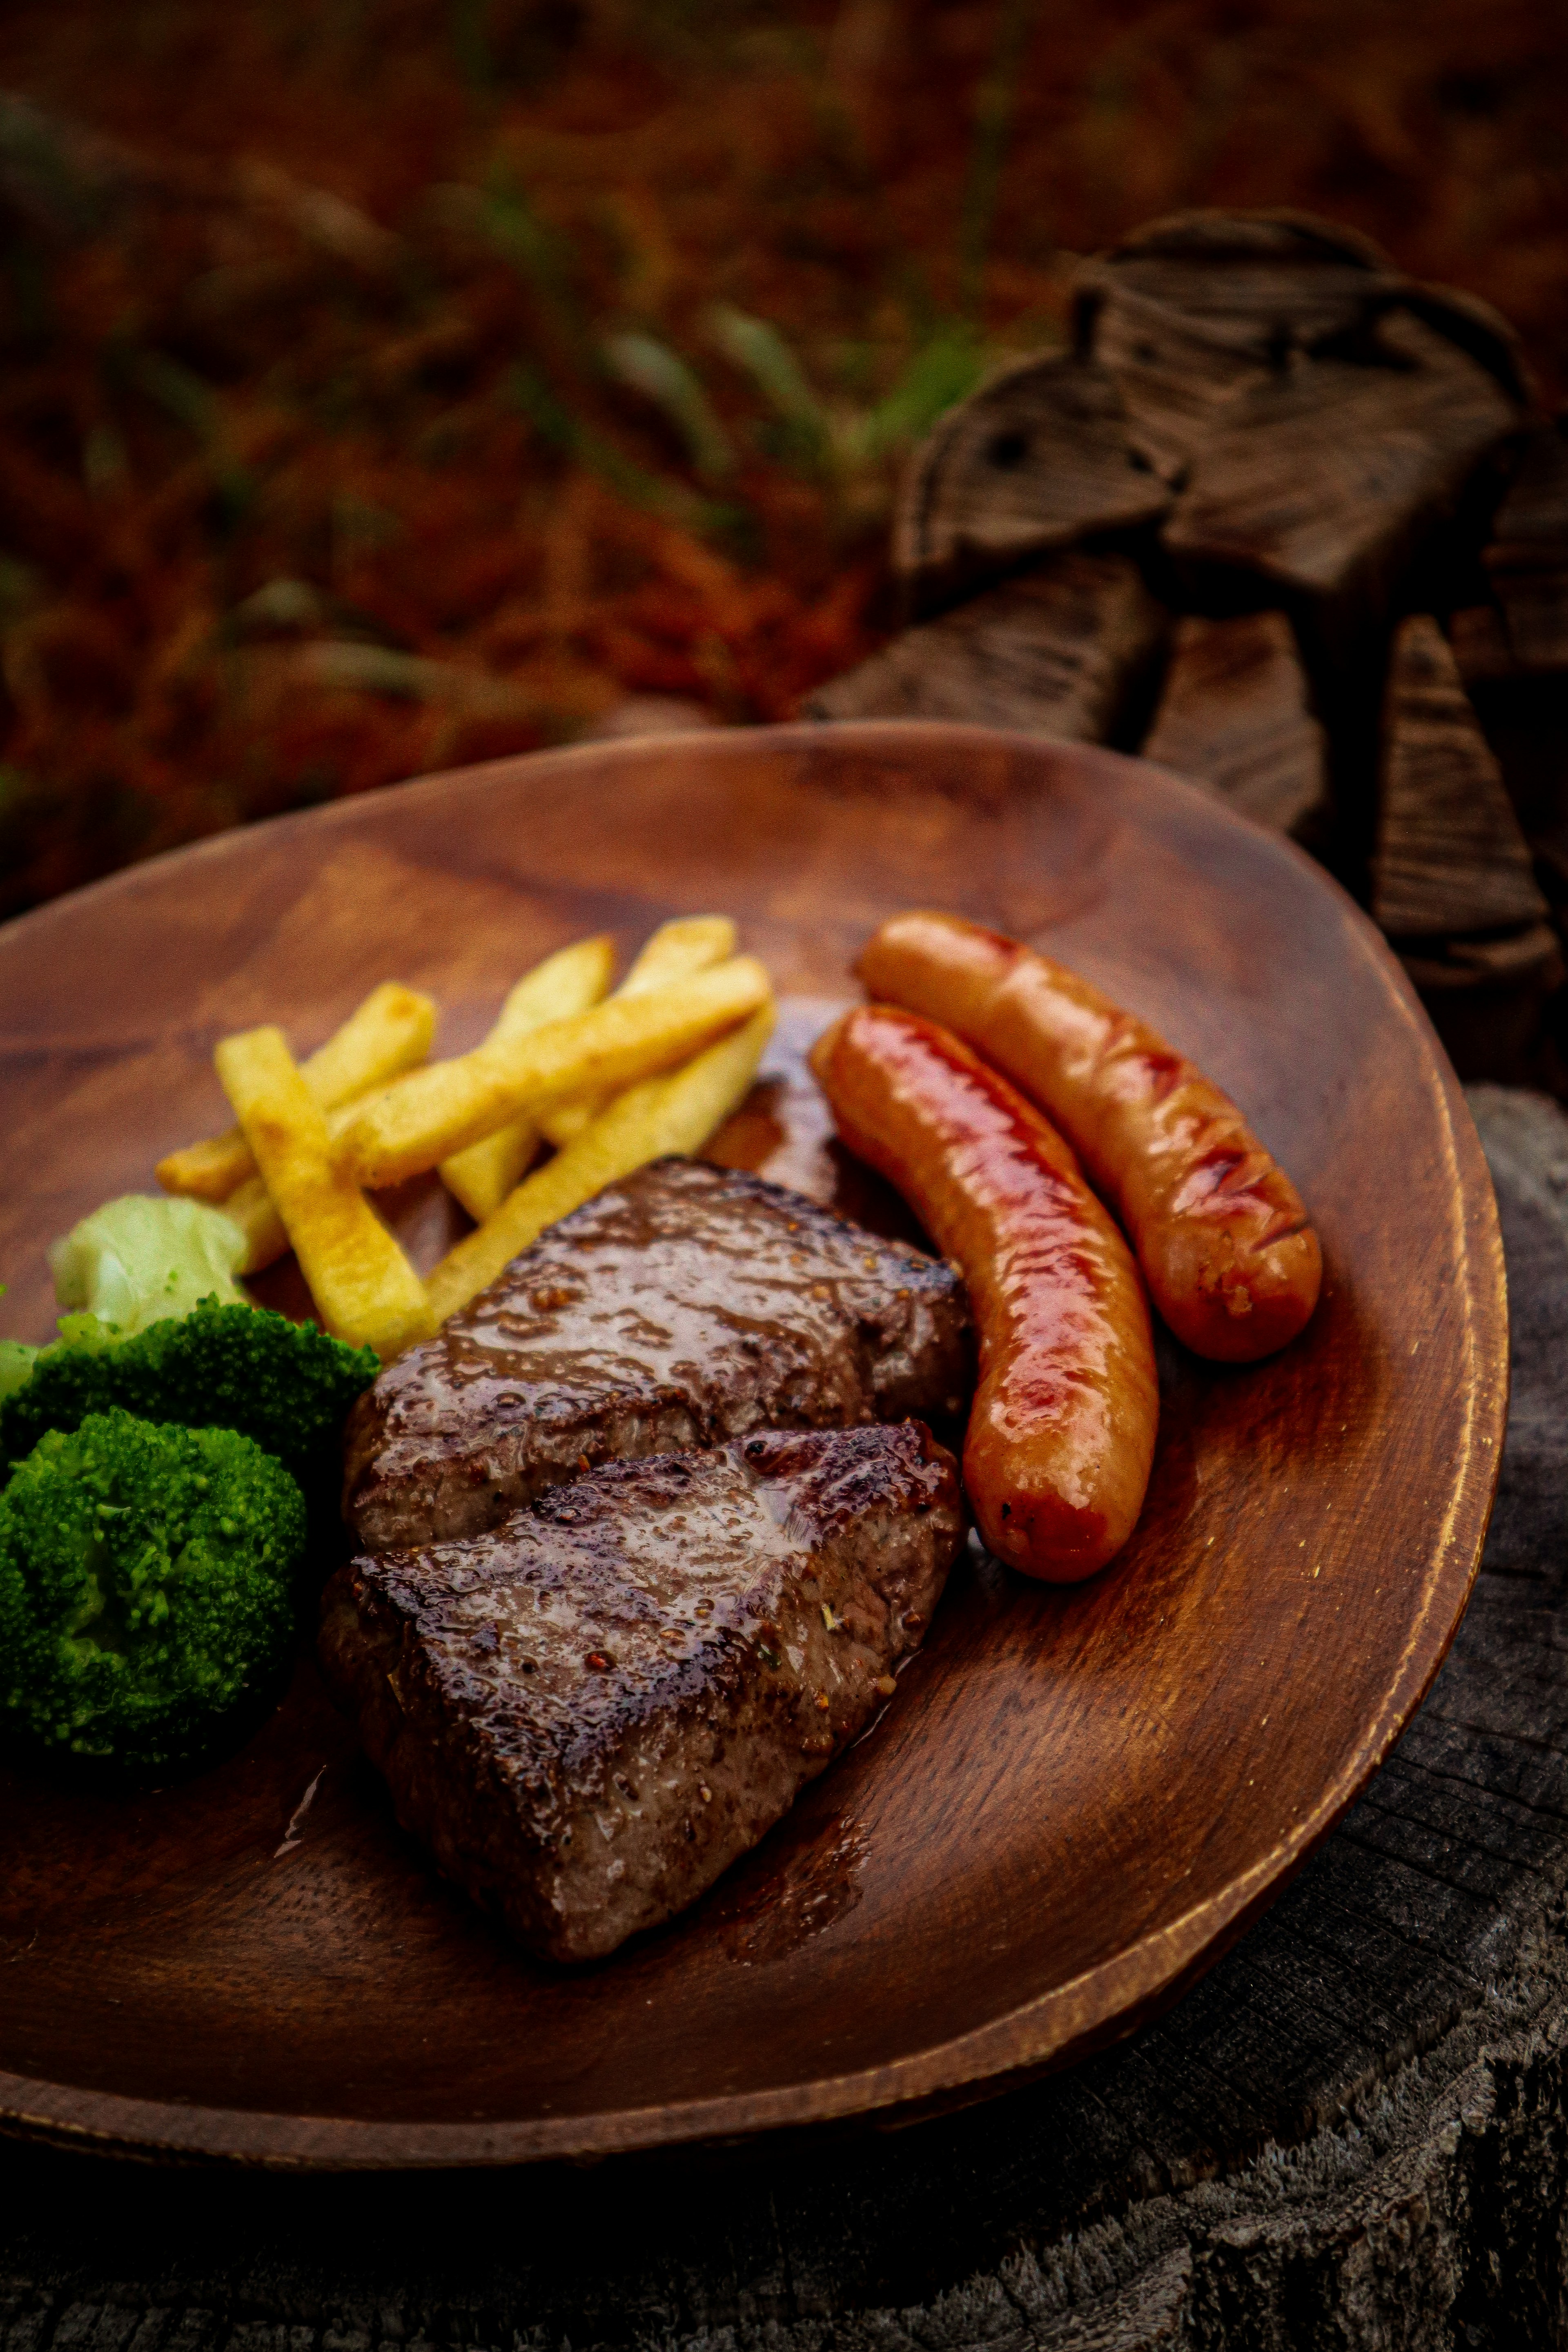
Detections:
[811, 1005, 1158, 1582]
[858, 913, 1322, 1364]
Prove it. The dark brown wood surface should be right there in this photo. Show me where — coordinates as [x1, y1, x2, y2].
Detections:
[1484, 417, 1568, 676]
[804, 555, 1166, 735]
[852, 209, 1555, 1085]
[1139, 608, 1326, 837]
[0, 722, 1505, 2168]
[1373, 613, 1548, 941]
[1070, 213, 1406, 489]
[1161, 312, 1517, 623]
[811, 208, 1568, 1100]
[1070, 216, 1525, 631]
[891, 353, 1169, 616]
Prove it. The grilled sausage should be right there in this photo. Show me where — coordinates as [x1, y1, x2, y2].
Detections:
[857, 913, 1322, 1364]
[811, 1005, 1158, 1582]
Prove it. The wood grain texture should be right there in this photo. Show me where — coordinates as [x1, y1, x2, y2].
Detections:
[1071, 211, 1524, 525]
[0, 1088, 1557, 2349]
[1373, 613, 1548, 940]
[0, 721, 1506, 2168]
[1069, 214, 1401, 486]
[1484, 415, 1568, 677]
[1138, 609, 1326, 836]
[1161, 312, 1519, 618]
[841, 207, 1551, 1086]
[891, 353, 1169, 615]
[803, 556, 1167, 736]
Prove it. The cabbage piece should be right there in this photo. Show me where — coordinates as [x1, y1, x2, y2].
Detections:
[47, 1195, 249, 1336]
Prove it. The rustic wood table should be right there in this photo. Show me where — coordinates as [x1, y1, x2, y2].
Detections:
[0, 1081, 1563, 2349]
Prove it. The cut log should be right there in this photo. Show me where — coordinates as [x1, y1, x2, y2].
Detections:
[1372, 613, 1548, 940]
[1078, 205, 1400, 309]
[1163, 313, 1519, 625]
[1072, 211, 1527, 491]
[804, 551, 1167, 739]
[1072, 212, 1404, 485]
[1075, 279, 1273, 488]
[891, 352, 1170, 615]
[1484, 416, 1568, 675]
[812, 208, 1561, 1095]
[1401, 925, 1563, 1085]
[1448, 600, 1517, 686]
[1139, 610, 1326, 836]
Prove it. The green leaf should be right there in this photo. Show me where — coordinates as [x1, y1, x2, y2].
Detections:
[603, 332, 735, 483]
[855, 327, 988, 461]
[510, 364, 746, 539]
[704, 304, 831, 468]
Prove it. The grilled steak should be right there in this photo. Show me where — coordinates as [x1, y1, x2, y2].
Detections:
[343, 1158, 972, 1551]
[321, 1421, 963, 1962]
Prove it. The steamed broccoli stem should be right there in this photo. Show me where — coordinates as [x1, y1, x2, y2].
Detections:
[0, 1341, 38, 1400]
[0, 1409, 306, 1767]
[0, 1299, 377, 1494]
[48, 1194, 249, 1334]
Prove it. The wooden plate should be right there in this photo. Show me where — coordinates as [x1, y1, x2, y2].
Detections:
[0, 721, 1506, 2169]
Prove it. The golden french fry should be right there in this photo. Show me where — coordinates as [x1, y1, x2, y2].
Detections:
[439, 935, 615, 1223]
[223, 1082, 417, 1276]
[215, 1025, 434, 1359]
[159, 982, 438, 1202]
[539, 915, 737, 1149]
[297, 982, 439, 1108]
[345, 955, 771, 1191]
[425, 1001, 775, 1326]
[225, 1173, 288, 1276]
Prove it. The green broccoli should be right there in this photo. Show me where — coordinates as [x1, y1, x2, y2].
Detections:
[0, 1298, 377, 1496]
[0, 1284, 38, 1399]
[0, 1408, 306, 1768]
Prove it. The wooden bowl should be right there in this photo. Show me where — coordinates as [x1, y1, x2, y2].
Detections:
[0, 721, 1506, 2168]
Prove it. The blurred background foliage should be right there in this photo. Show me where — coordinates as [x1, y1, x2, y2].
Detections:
[0, 0, 1564, 916]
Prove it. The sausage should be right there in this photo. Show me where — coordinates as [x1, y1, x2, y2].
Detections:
[810, 1005, 1158, 1582]
[857, 913, 1322, 1364]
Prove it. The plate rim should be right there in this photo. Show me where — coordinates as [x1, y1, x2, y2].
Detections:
[0, 719, 1510, 2168]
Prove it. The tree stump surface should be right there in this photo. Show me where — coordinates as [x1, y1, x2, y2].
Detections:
[804, 553, 1167, 737]
[1373, 614, 1549, 942]
[891, 353, 1169, 617]
[1485, 419, 1568, 677]
[815, 205, 1568, 1088]
[1140, 609, 1326, 839]
[4, 1085, 1568, 2350]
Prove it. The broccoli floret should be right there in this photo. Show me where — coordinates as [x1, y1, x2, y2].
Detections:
[0, 1285, 39, 1399]
[48, 1194, 249, 1335]
[0, 1298, 377, 1495]
[0, 1408, 305, 1767]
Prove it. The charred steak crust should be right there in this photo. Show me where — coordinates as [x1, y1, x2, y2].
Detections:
[320, 1421, 964, 1963]
[343, 1157, 973, 1550]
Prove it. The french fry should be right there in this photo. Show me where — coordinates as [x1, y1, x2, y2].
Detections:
[439, 934, 615, 1223]
[215, 1025, 434, 1359]
[344, 955, 771, 1191]
[223, 1080, 422, 1276]
[539, 915, 736, 1149]
[159, 982, 437, 1203]
[425, 1000, 775, 1326]
[224, 1173, 287, 1276]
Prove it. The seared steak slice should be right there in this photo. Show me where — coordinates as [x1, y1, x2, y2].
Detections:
[320, 1421, 963, 1963]
[344, 1157, 971, 1550]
